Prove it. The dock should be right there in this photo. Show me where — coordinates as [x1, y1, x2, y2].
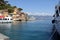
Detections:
[0, 33, 9, 40]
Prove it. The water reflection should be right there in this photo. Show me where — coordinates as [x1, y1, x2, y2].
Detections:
[0, 23, 12, 29]
[0, 20, 54, 40]
[0, 23, 12, 35]
[12, 21, 21, 25]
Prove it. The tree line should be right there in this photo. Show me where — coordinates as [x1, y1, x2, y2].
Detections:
[0, 0, 23, 13]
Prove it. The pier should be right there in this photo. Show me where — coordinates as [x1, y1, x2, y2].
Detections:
[0, 33, 9, 40]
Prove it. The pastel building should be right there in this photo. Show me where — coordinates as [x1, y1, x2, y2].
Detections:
[13, 8, 28, 21]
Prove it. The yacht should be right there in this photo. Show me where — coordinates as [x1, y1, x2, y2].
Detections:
[0, 16, 13, 23]
[52, 1, 60, 23]
[52, 1, 60, 35]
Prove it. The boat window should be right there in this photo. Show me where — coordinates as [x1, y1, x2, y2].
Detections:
[11, 19, 12, 20]
[8, 19, 9, 20]
[0, 19, 2, 20]
[56, 10, 59, 17]
[3, 18, 7, 20]
[56, 10, 58, 13]
[59, 6, 60, 12]
[55, 6, 57, 9]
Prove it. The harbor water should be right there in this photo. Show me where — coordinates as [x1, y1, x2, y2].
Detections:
[0, 17, 58, 40]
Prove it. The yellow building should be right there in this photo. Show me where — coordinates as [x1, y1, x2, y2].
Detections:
[2, 9, 9, 17]
[13, 8, 19, 14]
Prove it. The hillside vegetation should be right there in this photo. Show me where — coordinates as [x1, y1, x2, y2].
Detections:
[0, 0, 22, 13]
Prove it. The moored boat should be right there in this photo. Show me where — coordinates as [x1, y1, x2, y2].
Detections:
[0, 15, 13, 23]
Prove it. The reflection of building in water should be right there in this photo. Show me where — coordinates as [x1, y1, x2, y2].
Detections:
[13, 21, 20, 25]
[0, 23, 12, 36]
[0, 23, 12, 28]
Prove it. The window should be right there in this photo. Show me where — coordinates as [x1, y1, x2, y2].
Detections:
[55, 6, 57, 9]
[59, 6, 60, 12]
[11, 19, 12, 20]
[56, 10, 59, 17]
[56, 10, 58, 13]
[0, 18, 2, 20]
[3, 18, 7, 20]
[8, 19, 9, 20]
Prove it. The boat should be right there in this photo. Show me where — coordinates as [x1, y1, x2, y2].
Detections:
[52, 1, 60, 23]
[0, 15, 13, 23]
[52, 1, 60, 35]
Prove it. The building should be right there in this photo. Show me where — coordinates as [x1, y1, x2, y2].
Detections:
[0, 8, 29, 21]
[19, 12, 28, 21]
[2, 9, 9, 17]
[0, 9, 9, 17]
[12, 8, 28, 21]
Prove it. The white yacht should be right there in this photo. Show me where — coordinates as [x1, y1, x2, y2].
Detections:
[0, 16, 13, 23]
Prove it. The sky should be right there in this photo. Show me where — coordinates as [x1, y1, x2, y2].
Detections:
[5, 0, 59, 16]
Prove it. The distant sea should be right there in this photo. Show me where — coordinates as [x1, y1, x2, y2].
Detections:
[29, 15, 53, 20]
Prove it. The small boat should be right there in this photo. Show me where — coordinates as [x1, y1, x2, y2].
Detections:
[0, 16, 13, 23]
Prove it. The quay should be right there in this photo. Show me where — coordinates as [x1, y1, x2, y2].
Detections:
[0, 33, 9, 40]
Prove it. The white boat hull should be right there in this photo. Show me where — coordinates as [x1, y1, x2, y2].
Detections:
[0, 20, 13, 22]
[0, 17, 13, 23]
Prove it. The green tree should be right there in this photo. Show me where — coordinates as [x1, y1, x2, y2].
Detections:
[0, 0, 23, 13]
[18, 8, 23, 11]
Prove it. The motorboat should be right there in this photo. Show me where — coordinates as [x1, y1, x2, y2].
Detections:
[0, 16, 13, 23]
